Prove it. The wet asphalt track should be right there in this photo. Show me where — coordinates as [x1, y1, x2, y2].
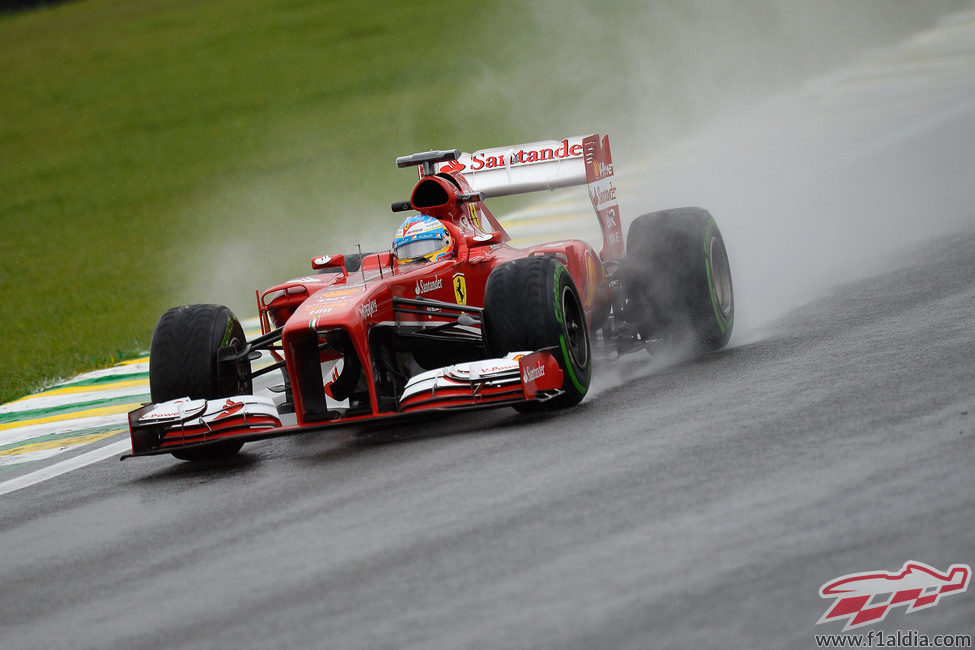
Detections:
[4, 11, 975, 650]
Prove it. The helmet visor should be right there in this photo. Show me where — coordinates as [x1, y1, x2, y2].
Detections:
[395, 237, 446, 262]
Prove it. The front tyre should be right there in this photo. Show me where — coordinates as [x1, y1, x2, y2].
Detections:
[149, 304, 252, 461]
[624, 207, 734, 352]
[483, 256, 591, 410]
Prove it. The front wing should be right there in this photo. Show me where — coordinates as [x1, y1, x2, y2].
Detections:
[123, 351, 563, 458]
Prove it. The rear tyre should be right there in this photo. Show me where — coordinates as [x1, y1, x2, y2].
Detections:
[623, 207, 733, 352]
[483, 256, 591, 410]
[149, 304, 252, 461]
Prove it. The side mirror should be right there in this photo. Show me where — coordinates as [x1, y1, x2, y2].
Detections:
[467, 231, 503, 247]
[312, 254, 346, 275]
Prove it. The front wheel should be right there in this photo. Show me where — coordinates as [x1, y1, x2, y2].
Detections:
[149, 304, 252, 461]
[624, 207, 734, 352]
[483, 256, 591, 410]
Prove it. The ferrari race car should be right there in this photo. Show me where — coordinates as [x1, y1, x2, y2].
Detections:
[125, 134, 734, 461]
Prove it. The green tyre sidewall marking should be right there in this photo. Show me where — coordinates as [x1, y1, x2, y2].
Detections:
[221, 317, 235, 347]
[705, 258, 728, 335]
[559, 334, 589, 394]
[704, 217, 732, 334]
[553, 262, 589, 395]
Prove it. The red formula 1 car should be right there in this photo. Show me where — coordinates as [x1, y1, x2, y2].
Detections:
[125, 134, 734, 461]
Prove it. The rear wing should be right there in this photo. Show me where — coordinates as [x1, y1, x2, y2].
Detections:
[436, 134, 623, 259]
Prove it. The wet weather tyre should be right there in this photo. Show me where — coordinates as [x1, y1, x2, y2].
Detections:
[623, 207, 734, 352]
[483, 256, 591, 410]
[149, 304, 252, 461]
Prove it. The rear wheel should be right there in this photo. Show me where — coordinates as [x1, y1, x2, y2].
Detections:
[483, 256, 591, 410]
[624, 207, 733, 352]
[149, 304, 252, 461]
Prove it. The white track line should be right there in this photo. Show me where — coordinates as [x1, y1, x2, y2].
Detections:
[0, 439, 130, 497]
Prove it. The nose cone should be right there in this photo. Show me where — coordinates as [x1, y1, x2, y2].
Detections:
[287, 285, 368, 333]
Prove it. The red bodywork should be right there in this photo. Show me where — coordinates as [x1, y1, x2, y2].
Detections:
[126, 135, 619, 457]
[262, 168, 608, 425]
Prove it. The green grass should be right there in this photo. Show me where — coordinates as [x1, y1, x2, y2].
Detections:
[1, 0, 965, 403]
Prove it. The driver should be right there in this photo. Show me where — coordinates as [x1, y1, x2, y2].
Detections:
[392, 214, 454, 264]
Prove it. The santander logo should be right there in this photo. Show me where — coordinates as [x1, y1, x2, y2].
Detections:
[415, 277, 443, 295]
[442, 139, 585, 173]
[589, 179, 617, 209]
[440, 159, 464, 173]
[522, 362, 546, 383]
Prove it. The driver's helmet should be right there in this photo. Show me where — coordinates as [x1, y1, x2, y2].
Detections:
[392, 214, 453, 264]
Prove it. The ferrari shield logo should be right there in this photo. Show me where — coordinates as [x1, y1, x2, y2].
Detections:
[453, 273, 467, 305]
